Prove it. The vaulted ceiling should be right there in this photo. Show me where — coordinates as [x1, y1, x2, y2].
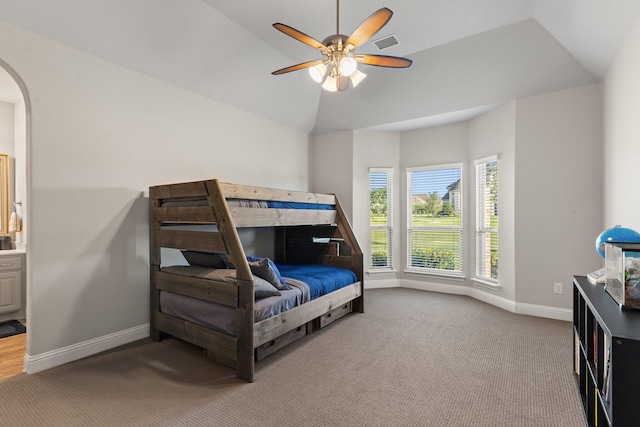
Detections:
[1, 0, 639, 134]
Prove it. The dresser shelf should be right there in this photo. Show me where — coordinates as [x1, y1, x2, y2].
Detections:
[573, 275, 640, 426]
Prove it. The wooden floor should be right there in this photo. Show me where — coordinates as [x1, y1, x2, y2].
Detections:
[0, 333, 26, 380]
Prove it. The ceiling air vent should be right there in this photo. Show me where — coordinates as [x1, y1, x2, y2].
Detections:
[372, 34, 400, 51]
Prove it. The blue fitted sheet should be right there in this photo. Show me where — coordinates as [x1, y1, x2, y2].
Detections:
[276, 264, 358, 300]
[160, 197, 334, 210]
[266, 201, 334, 210]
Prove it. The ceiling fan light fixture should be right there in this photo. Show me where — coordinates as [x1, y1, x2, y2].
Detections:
[272, 3, 412, 92]
[339, 56, 357, 76]
[309, 63, 327, 83]
[349, 68, 366, 87]
[322, 75, 338, 92]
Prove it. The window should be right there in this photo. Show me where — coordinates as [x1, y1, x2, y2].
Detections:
[475, 156, 499, 282]
[369, 168, 393, 270]
[407, 164, 463, 276]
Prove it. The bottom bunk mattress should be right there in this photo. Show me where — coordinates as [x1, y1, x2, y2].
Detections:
[159, 264, 357, 336]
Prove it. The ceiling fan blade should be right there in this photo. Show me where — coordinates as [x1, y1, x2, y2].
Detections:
[344, 8, 393, 49]
[273, 23, 326, 51]
[272, 59, 325, 75]
[356, 54, 413, 68]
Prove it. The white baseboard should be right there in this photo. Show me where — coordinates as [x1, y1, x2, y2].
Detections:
[367, 277, 571, 322]
[402, 278, 469, 295]
[514, 302, 572, 321]
[24, 323, 149, 374]
[469, 287, 517, 313]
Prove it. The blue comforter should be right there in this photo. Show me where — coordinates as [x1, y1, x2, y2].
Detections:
[275, 264, 357, 301]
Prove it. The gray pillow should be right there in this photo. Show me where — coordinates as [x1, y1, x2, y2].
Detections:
[225, 256, 290, 290]
[253, 275, 281, 299]
[248, 258, 285, 290]
[181, 251, 227, 269]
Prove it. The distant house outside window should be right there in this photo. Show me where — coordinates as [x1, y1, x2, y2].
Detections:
[369, 168, 393, 270]
[407, 164, 463, 276]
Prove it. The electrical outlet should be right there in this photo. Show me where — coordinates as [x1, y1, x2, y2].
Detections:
[554, 282, 563, 294]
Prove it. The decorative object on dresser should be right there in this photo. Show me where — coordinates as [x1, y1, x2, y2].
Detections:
[573, 276, 640, 426]
[149, 179, 364, 382]
[604, 242, 640, 309]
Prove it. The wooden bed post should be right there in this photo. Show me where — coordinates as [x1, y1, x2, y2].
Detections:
[149, 186, 162, 341]
[205, 179, 255, 383]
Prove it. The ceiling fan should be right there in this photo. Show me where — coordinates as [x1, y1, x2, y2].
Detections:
[271, 0, 413, 92]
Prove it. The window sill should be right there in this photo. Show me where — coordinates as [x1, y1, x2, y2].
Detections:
[367, 269, 397, 276]
[404, 269, 466, 282]
[472, 277, 500, 290]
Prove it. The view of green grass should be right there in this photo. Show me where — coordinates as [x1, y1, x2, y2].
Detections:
[411, 214, 461, 227]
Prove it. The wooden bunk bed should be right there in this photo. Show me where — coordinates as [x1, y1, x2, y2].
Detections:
[149, 179, 364, 382]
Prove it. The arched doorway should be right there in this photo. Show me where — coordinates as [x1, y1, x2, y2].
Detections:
[0, 59, 30, 377]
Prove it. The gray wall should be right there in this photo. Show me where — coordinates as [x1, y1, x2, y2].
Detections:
[514, 84, 603, 308]
[0, 21, 310, 366]
[605, 13, 640, 232]
[322, 83, 602, 313]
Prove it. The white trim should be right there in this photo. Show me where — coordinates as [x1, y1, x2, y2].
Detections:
[405, 269, 466, 281]
[396, 278, 571, 322]
[367, 269, 398, 276]
[514, 302, 572, 321]
[406, 162, 464, 173]
[469, 287, 517, 313]
[24, 323, 149, 374]
[472, 277, 500, 290]
[474, 154, 499, 165]
[369, 167, 394, 173]
[364, 278, 401, 289]
[402, 278, 469, 295]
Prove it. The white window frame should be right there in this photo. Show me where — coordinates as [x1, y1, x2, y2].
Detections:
[474, 155, 499, 286]
[369, 168, 393, 272]
[406, 163, 464, 278]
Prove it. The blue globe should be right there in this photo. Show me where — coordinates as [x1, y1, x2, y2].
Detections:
[595, 225, 640, 258]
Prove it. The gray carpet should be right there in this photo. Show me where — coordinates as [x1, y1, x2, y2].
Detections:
[0, 288, 584, 426]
